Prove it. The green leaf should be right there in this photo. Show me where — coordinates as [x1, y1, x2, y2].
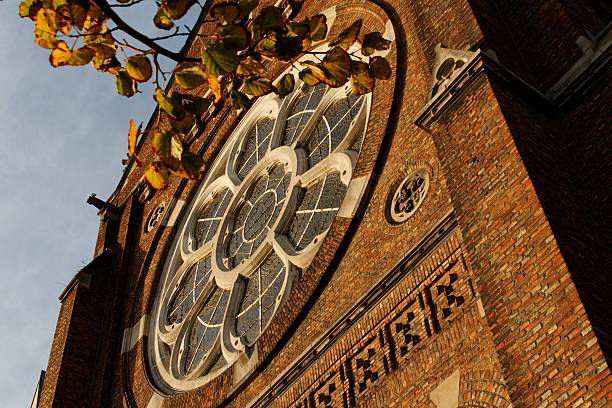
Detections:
[319, 47, 352, 87]
[236, 56, 265, 77]
[218, 24, 250, 50]
[161, 0, 197, 19]
[243, 76, 273, 97]
[182, 96, 211, 116]
[211, 1, 241, 23]
[329, 19, 362, 50]
[153, 130, 183, 170]
[250, 6, 282, 42]
[175, 150, 203, 179]
[115, 70, 137, 97]
[201, 42, 239, 76]
[275, 73, 295, 97]
[350, 61, 374, 95]
[369, 56, 391, 80]
[286, 22, 309, 39]
[274, 34, 303, 61]
[153, 7, 174, 30]
[362, 32, 391, 56]
[145, 163, 170, 189]
[298, 68, 322, 86]
[175, 65, 207, 89]
[126, 55, 152, 82]
[230, 89, 252, 110]
[307, 14, 327, 41]
[155, 88, 184, 119]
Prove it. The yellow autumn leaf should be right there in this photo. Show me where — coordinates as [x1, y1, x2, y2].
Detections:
[127, 119, 142, 157]
[35, 8, 58, 49]
[126, 55, 152, 82]
[208, 75, 222, 103]
[49, 40, 71, 67]
[145, 164, 170, 190]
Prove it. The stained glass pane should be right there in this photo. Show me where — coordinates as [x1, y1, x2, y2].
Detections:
[180, 287, 229, 376]
[167, 257, 213, 326]
[283, 84, 327, 146]
[236, 254, 287, 346]
[288, 172, 347, 250]
[225, 164, 291, 268]
[305, 93, 364, 167]
[236, 118, 275, 179]
[194, 188, 233, 249]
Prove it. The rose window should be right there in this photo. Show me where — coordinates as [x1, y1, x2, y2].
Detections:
[149, 71, 371, 392]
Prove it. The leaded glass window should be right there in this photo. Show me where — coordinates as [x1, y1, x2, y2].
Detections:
[149, 63, 372, 392]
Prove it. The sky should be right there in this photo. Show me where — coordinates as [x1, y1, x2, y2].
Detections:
[0, 3, 198, 406]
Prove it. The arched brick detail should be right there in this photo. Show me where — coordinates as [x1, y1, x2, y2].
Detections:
[459, 369, 513, 408]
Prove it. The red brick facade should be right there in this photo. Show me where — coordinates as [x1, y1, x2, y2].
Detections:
[38, 0, 611, 407]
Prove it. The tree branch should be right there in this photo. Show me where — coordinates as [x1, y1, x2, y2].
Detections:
[91, 0, 200, 62]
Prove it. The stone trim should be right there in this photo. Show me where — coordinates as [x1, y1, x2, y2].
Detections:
[415, 26, 611, 131]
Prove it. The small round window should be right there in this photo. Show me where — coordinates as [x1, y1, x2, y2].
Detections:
[389, 169, 429, 223]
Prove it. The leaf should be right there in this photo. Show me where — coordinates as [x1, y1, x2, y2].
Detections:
[153, 130, 183, 169]
[250, 6, 282, 42]
[307, 14, 327, 41]
[274, 34, 303, 61]
[19, 0, 37, 19]
[170, 111, 194, 133]
[237, 0, 258, 19]
[319, 47, 352, 87]
[287, 0, 302, 19]
[92, 55, 121, 74]
[69, 1, 89, 30]
[230, 89, 252, 110]
[55, 6, 72, 35]
[369, 56, 391, 80]
[208, 75, 223, 103]
[127, 119, 142, 157]
[243, 76, 273, 97]
[211, 1, 241, 23]
[69, 46, 94, 66]
[155, 88, 184, 118]
[329, 19, 362, 50]
[350, 61, 374, 95]
[255, 32, 277, 57]
[201, 42, 239, 76]
[153, 7, 174, 30]
[183, 97, 210, 116]
[175, 65, 207, 89]
[218, 24, 249, 50]
[145, 164, 170, 190]
[115, 70, 137, 97]
[49, 40, 72, 67]
[362, 32, 391, 56]
[286, 22, 309, 39]
[299, 68, 322, 86]
[175, 150, 203, 179]
[35, 8, 59, 49]
[161, 0, 197, 20]
[236, 57, 265, 77]
[126, 55, 152, 82]
[275, 73, 295, 97]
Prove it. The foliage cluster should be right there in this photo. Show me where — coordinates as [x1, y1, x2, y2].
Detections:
[19, 0, 392, 189]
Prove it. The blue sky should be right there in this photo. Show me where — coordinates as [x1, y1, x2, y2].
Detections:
[0, 3, 197, 406]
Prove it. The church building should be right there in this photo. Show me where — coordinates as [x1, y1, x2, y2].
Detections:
[35, 0, 612, 406]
